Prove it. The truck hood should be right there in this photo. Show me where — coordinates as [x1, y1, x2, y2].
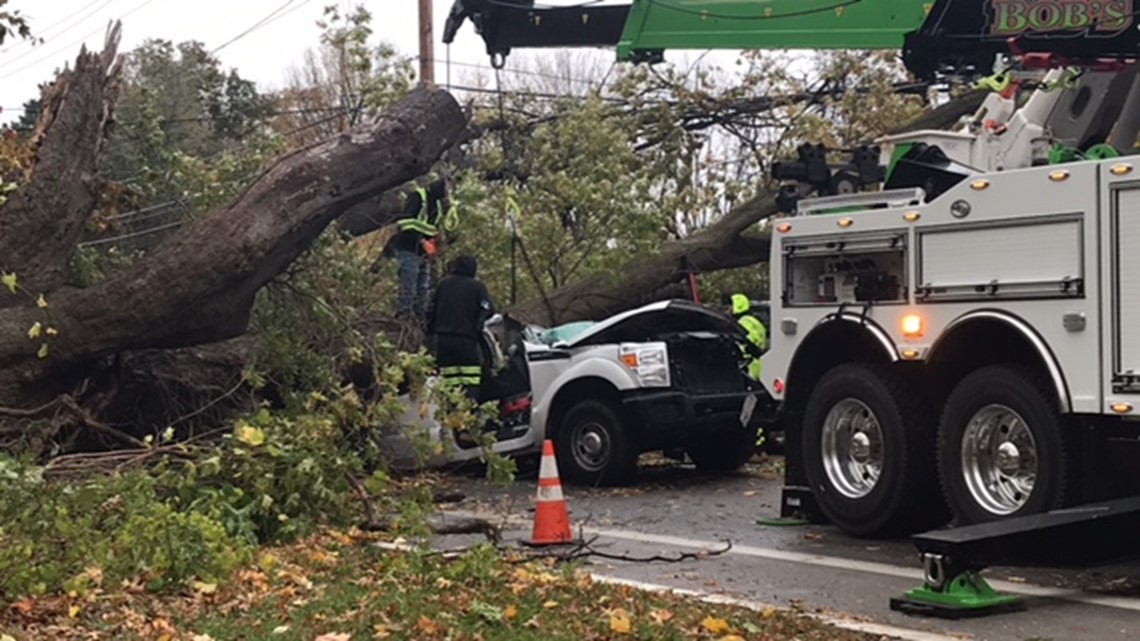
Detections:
[560, 299, 744, 348]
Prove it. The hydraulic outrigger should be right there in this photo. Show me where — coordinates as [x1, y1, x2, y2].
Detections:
[443, 0, 1140, 618]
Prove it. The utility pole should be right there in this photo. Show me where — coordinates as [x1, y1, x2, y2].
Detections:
[418, 0, 435, 85]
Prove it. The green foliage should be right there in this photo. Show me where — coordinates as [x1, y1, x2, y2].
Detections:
[0, 0, 32, 47]
[272, 3, 414, 146]
[0, 461, 251, 599]
[100, 39, 275, 211]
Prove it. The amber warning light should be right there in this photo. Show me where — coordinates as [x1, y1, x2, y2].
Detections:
[901, 314, 924, 338]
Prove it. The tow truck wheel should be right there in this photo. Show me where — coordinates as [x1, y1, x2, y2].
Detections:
[556, 399, 637, 486]
[802, 363, 945, 538]
[937, 365, 1071, 525]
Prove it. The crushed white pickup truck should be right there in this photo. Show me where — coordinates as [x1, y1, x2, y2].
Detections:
[382, 300, 768, 485]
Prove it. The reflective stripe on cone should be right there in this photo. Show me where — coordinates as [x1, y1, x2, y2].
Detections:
[530, 439, 572, 545]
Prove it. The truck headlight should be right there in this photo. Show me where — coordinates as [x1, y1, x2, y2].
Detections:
[620, 345, 670, 388]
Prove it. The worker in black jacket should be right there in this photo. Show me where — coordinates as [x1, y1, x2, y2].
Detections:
[426, 255, 494, 401]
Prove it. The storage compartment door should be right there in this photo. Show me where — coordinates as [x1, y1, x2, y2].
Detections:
[1114, 189, 1140, 378]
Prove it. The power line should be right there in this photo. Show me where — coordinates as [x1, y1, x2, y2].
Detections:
[0, 0, 160, 81]
[425, 57, 605, 89]
[0, 0, 116, 55]
[210, 0, 300, 54]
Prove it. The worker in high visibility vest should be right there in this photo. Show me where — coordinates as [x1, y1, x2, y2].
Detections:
[730, 293, 767, 380]
[394, 175, 460, 320]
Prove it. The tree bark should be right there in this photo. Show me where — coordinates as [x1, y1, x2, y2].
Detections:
[508, 90, 987, 325]
[0, 25, 124, 301]
[0, 72, 467, 403]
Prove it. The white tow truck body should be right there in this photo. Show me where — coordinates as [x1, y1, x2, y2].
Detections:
[767, 154, 1140, 537]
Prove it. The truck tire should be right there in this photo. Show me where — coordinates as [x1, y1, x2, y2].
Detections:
[686, 424, 757, 474]
[802, 363, 945, 538]
[937, 365, 1072, 525]
[556, 399, 638, 486]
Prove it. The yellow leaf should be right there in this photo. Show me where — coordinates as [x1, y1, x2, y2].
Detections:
[720, 636, 746, 641]
[0, 634, 14, 641]
[68, 604, 80, 618]
[701, 617, 730, 634]
[36, 294, 47, 309]
[314, 634, 351, 641]
[27, 322, 41, 339]
[609, 609, 632, 634]
[373, 623, 391, 638]
[235, 424, 265, 446]
[761, 605, 778, 619]
[503, 605, 518, 620]
[36, 343, 48, 359]
[191, 580, 217, 595]
[271, 625, 290, 634]
[1, 272, 16, 293]
[542, 600, 558, 609]
[45, 327, 58, 337]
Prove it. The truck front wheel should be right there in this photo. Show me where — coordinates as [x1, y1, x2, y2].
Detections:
[937, 365, 1072, 525]
[802, 364, 944, 537]
[556, 399, 638, 486]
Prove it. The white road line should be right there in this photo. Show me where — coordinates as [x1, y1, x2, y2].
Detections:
[441, 509, 1140, 613]
[591, 574, 966, 641]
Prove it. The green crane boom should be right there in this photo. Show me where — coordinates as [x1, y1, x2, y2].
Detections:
[611, 0, 930, 61]
[443, 0, 1140, 79]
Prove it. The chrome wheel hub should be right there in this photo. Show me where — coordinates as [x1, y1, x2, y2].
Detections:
[961, 404, 1038, 516]
[821, 398, 884, 499]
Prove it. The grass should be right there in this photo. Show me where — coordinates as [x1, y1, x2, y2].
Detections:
[0, 528, 883, 641]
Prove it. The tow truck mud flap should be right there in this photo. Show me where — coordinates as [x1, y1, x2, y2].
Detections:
[891, 496, 1140, 618]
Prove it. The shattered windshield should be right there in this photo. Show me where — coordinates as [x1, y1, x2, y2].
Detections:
[527, 321, 596, 346]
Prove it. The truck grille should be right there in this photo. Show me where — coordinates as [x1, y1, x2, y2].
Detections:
[668, 335, 747, 394]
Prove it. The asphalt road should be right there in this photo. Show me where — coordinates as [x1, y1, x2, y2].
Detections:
[431, 456, 1140, 641]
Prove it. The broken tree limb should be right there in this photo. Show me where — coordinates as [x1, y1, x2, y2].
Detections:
[509, 90, 988, 325]
[0, 85, 468, 405]
[0, 24, 124, 301]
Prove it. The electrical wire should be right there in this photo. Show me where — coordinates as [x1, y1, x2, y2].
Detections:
[210, 0, 297, 54]
[423, 57, 604, 88]
[0, 0, 160, 80]
[215, 0, 314, 51]
[0, 0, 115, 54]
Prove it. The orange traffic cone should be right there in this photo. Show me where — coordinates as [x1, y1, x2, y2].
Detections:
[529, 439, 572, 546]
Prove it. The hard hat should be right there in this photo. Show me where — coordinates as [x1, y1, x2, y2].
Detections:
[731, 293, 750, 315]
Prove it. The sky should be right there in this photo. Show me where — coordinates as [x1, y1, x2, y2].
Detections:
[1, 0, 749, 118]
[0, 0, 554, 113]
[2, 0, 720, 114]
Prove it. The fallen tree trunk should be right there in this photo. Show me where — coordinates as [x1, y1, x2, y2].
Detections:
[0, 29, 468, 413]
[509, 90, 988, 325]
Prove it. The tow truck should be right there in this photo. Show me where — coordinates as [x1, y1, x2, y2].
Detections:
[443, 0, 1140, 617]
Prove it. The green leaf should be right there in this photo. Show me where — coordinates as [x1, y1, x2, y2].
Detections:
[36, 343, 48, 359]
[1, 272, 16, 293]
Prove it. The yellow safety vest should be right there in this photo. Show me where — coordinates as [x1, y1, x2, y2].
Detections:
[399, 187, 460, 235]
